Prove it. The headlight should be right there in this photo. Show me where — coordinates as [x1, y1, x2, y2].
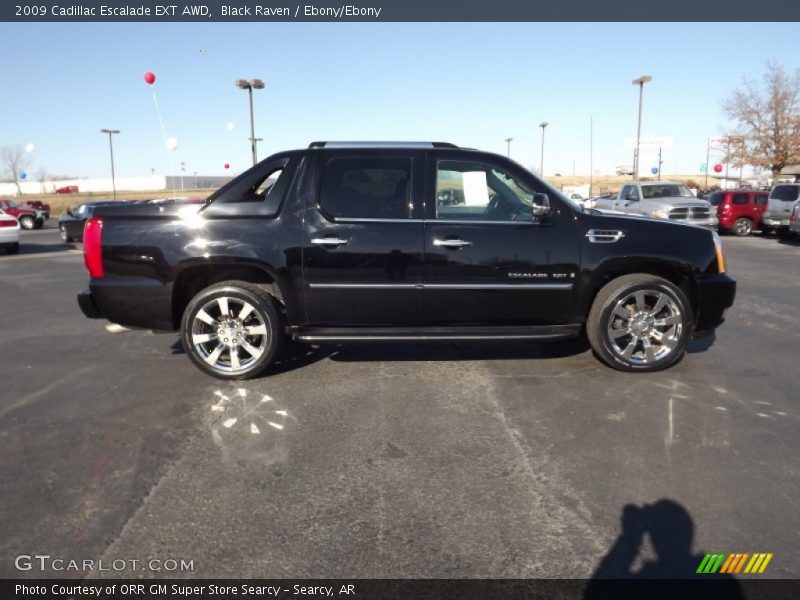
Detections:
[711, 230, 726, 273]
[650, 209, 670, 219]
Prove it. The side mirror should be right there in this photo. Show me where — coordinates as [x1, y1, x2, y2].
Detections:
[532, 193, 551, 219]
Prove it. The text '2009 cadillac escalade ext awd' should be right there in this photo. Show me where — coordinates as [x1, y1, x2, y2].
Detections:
[77, 142, 736, 379]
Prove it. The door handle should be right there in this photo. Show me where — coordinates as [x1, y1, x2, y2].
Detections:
[311, 237, 349, 247]
[433, 238, 472, 248]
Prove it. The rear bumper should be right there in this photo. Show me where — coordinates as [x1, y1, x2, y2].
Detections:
[77, 288, 103, 319]
[762, 216, 790, 228]
[694, 274, 736, 334]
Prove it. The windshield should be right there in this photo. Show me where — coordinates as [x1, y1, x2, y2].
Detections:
[770, 185, 800, 201]
[641, 184, 695, 199]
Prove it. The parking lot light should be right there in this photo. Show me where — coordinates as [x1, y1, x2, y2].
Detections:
[100, 129, 120, 201]
[236, 78, 266, 166]
[631, 75, 652, 181]
[539, 122, 548, 176]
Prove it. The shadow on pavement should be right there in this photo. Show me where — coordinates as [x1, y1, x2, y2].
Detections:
[584, 500, 743, 599]
[13, 242, 77, 256]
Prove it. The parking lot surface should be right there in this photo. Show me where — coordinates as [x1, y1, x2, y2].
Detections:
[1, 225, 798, 578]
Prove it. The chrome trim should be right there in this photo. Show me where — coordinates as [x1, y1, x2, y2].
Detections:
[431, 219, 538, 226]
[425, 282, 572, 290]
[309, 283, 421, 289]
[333, 217, 424, 223]
[308, 282, 573, 290]
[433, 238, 473, 248]
[586, 229, 625, 243]
[310, 237, 349, 246]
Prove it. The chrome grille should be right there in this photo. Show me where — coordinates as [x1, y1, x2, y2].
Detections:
[669, 207, 711, 220]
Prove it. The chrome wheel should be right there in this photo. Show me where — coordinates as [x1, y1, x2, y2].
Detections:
[734, 218, 752, 236]
[59, 225, 68, 241]
[19, 216, 34, 230]
[190, 296, 269, 374]
[606, 289, 682, 366]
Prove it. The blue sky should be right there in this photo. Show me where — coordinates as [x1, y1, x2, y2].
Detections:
[1, 22, 798, 179]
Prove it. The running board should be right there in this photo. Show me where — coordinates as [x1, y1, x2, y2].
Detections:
[292, 324, 582, 343]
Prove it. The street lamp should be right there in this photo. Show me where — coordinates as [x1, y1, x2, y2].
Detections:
[235, 78, 265, 166]
[539, 122, 548, 176]
[631, 75, 652, 180]
[100, 129, 120, 201]
[505, 137, 513, 158]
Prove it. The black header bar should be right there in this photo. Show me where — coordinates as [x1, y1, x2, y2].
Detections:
[3, 0, 800, 22]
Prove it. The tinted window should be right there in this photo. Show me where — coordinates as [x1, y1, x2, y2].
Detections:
[435, 160, 536, 221]
[732, 193, 749, 205]
[621, 185, 639, 201]
[641, 184, 694, 199]
[754, 194, 768, 205]
[770, 184, 800, 201]
[320, 157, 412, 219]
[708, 192, 726, 206]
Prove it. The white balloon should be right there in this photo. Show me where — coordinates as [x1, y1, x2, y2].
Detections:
[25, 143, 35, 153]
[165, 137, 180, 151]
[226, 122, 235, 132]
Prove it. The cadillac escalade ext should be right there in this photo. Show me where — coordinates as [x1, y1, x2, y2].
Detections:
[77, 142, 736, 379]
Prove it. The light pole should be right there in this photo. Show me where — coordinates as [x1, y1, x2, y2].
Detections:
[631, 75, 652, 180]
[539, 122, 548, 176]
[505, 137, 513, 157]
[235, 78, 265, 166]
[100, 129, 120, 201]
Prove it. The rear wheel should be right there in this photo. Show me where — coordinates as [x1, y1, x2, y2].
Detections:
[587, 274, 692, 372]
[181, 281, 284, 380]
[732, 217, 753, 237]
[19, 215, 34, 230]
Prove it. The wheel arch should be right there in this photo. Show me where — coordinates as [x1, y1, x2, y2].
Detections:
[170, 259, 291, 329]
[580, 258, 700, 325]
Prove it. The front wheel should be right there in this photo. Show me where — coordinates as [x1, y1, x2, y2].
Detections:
[587, 274, 692, 372]
[59, 224, 73, 242]
[181, 281, 284, 380]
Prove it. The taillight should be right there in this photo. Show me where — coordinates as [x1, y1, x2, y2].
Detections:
[0, 220, 16, 228]
[83, 217, 104, 278]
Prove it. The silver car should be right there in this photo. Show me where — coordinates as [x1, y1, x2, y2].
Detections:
[762, 183, 800, 235]
[594, 181, 718, 228]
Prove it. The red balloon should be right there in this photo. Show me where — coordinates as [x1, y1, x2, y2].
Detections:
[144, 72, 156, 85]
[713, 164, 723, 173]
[224, 163, 230, 169]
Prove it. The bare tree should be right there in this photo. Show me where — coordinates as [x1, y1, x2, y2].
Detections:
[0, 145, 31, 195]
[35, 167, 49, 193]
[722, 61, 800, 177]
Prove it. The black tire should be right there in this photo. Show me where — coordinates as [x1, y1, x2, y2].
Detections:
[777, 228, 796, 240]
[33, 218, 44, 230]
[5, 243, 19, 255]
[19, 215, 35, 230]
[59, 224, 73, 243]
[181, 281, 284, 380]
[587, 274, 693, 372]
[732, 217, 753, 237]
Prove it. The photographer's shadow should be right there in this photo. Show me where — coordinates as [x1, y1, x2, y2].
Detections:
[585, 500, 743, 598]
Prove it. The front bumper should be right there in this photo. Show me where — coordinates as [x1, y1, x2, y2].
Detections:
[694, 273, 736, 334]
[77, 288, 103, 319]
[670, 217, 718, 229]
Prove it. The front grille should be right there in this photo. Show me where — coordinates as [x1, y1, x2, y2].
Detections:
[669, 207, 711, 221]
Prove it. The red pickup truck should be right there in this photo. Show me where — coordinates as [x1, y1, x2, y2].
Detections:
[0, 199, 46, 230]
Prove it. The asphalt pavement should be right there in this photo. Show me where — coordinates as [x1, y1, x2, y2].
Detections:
[1, 224, 798, 579]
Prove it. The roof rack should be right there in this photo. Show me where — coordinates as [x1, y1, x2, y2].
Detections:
[308, 141, 458, 149]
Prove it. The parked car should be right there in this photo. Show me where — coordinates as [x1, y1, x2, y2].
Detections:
[58, 201, 117, 242]
[708, 189, 768, 236]
[789, 202, 800, 236]
[77, 141, 735, 378]
[0, 209, 20, 254]
[0, 199, 45, 230]
[593, 182, 718, 228]
[761, 183, 800, 237]
[55, 185, 79, 194]
[19, 199, 51, 218]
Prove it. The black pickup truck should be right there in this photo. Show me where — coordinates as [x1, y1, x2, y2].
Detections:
[78, 142, 735, 379]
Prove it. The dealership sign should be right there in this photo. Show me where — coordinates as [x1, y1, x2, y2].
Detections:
[624, 136, 673, 149]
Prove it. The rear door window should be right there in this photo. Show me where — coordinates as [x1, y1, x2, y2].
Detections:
[319, 157, 412, 220]
[732, 193, 749, 205]
[754, 194, 768, 206]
